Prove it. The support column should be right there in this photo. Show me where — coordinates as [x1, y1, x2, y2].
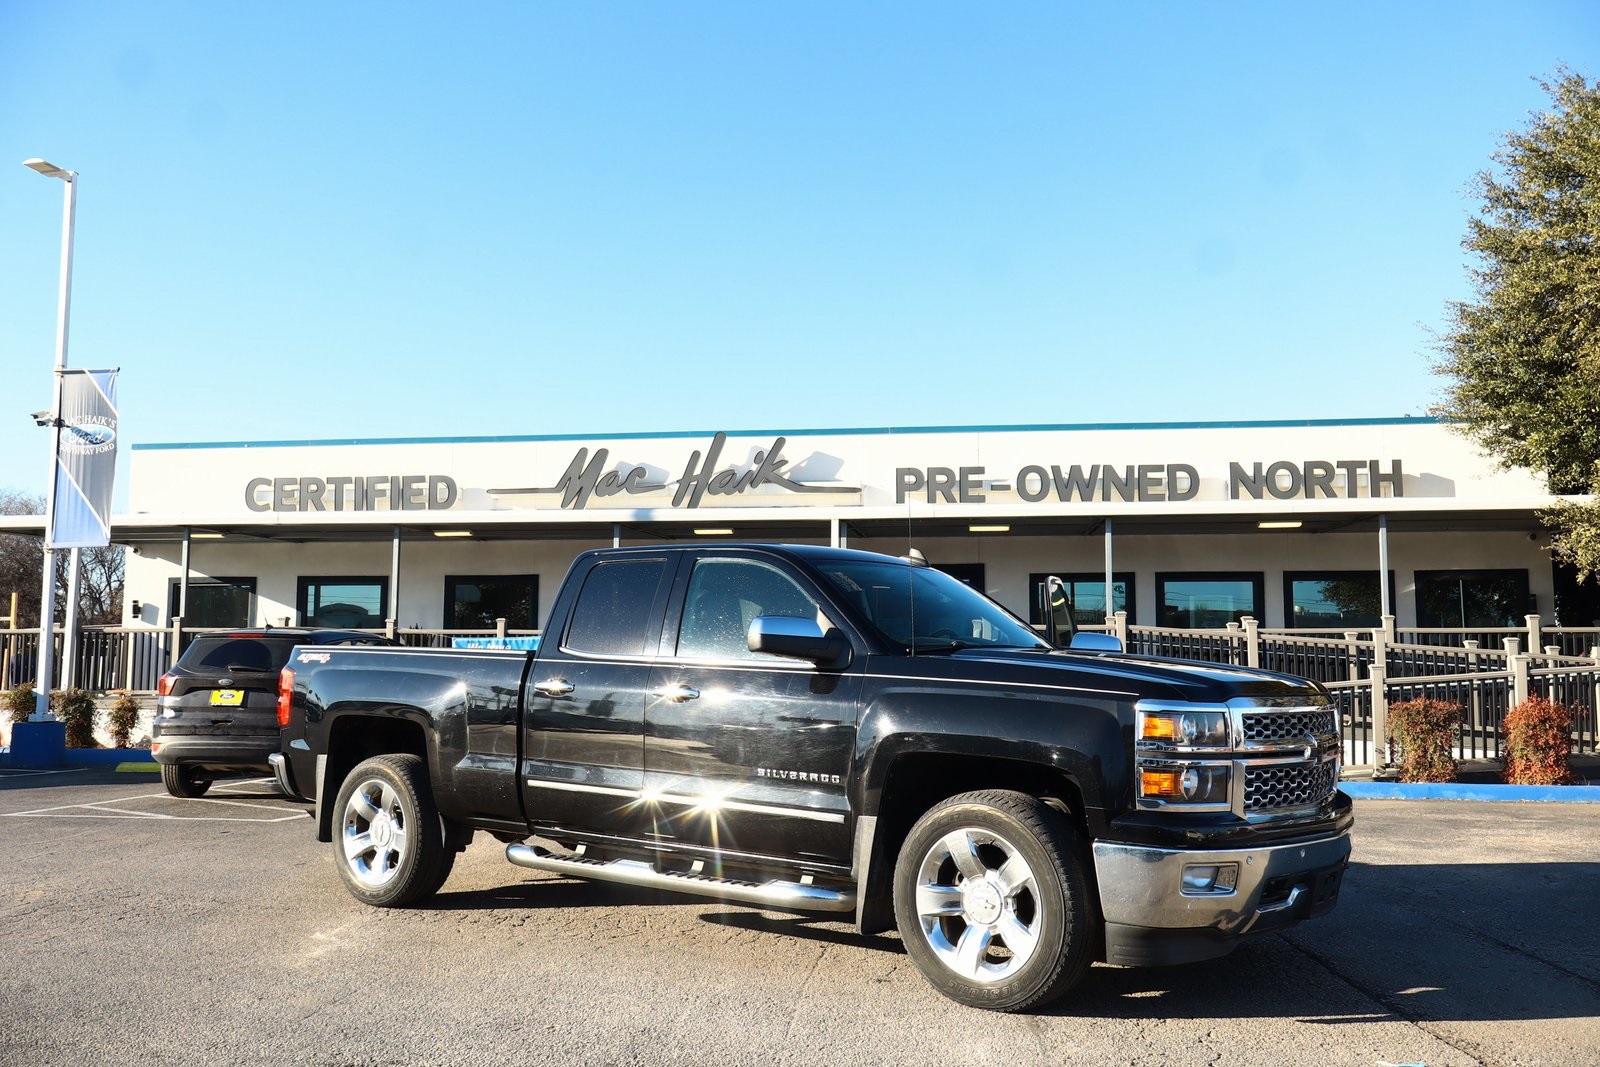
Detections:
[179, 528, 192, 619]
[1378, 514, 1391, 619]
[1103, 519, 1114, 626]
[830, 518, 841, 549]
[388, 526, 402, 637]
[613, 524, 622, 549]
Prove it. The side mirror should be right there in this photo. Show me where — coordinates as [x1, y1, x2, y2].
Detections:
[1068, 631, 1123, 653]
[747, 616, 851, 669]
[1039, 576, 1077, 648]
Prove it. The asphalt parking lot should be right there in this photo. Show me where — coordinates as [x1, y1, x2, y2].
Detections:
[1, 768, 1596, 1067]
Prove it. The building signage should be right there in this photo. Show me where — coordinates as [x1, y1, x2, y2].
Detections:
[895, 459, 1403, 503]
[502, 432, 860, 509]
[238, 445, 1407, 515]
[246, 474, 459, 512]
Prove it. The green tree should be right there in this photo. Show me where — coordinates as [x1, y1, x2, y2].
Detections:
[1433, 69, 1600, 576]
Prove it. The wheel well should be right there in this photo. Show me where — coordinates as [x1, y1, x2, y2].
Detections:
[857, 753, 1090, 935]
[317, 715, 428, 841]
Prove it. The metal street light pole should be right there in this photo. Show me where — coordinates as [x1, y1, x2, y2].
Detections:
[24, 157, 78, 720]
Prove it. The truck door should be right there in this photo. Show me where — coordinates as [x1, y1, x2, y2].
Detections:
[644, 555, 861, 869]
[521, 556, 674, 836]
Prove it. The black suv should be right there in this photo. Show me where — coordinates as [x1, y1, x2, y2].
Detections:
[152, 628, 393, 798]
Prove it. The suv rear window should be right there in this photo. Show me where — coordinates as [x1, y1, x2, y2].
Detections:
[179, 637, 300, 674]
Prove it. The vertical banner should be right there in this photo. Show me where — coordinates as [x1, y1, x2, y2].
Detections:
[49, 368, 119, 549]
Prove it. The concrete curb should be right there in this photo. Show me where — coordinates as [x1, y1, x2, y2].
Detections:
[1342, 781, 1600, 803]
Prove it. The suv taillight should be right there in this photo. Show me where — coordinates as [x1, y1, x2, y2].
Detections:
[157, 672, 176, 697]
[277, 668, 294, 728]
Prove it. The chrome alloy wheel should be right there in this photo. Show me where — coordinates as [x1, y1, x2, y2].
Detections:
[911, 827, 1043, 983]
[341, 777, 410, 887]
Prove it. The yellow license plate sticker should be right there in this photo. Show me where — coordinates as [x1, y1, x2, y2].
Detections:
[209, 689, 244, 706]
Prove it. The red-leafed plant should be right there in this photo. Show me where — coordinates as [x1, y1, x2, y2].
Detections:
[1502, 696, 1576, 785]
[1387, 697, 1463, 783]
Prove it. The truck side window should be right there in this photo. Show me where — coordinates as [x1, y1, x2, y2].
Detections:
[564, 560, 668, 657]
[676, 559, 824, 661]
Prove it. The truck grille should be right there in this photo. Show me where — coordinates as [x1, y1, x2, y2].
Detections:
[1243, 760, 1336, 813]
[1242, 708, 1337, 743]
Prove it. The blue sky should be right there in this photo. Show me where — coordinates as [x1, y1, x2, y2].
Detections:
[2, 2, 1597, 502]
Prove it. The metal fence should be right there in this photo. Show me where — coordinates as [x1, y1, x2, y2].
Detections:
[1125, 626, 1244, 665]
[6, 611, 1598, 766]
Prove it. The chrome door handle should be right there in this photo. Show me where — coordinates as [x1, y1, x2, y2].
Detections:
[650, 684, 700, 703]
[533, 679, 575, 697]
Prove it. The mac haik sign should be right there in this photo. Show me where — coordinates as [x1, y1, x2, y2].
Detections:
[498, 432, 860, 509]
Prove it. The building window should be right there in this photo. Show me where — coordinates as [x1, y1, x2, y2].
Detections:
[935, 563, 986, 590]
[1415, 570, 1531, 628]
[297, 577, 388, 629]
[1156, 573, 1263, 629]
[445, 574, 538, 630]
[1284, 571, 1393, 629]
[168, 577, 256, 628]
[1028, 573, 1135, 626]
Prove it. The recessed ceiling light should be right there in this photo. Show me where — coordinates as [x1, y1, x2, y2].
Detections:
[1258, 521, 1303, 529]
[433, 530, 473, 538]
[969, 524, 1011, 533]
[693, 528, 734, 536]
[189, 532, 224, 539]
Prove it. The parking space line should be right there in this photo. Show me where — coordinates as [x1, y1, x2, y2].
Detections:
[4, 808, 309, 823]
[2, 787, 310, 823]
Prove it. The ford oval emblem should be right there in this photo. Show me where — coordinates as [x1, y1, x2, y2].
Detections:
[65, 423, 116, 447]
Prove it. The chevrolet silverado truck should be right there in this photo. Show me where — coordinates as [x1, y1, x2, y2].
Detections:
[276, 543, 1351, 1012]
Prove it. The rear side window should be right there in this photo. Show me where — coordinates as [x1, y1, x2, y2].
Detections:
[180, 637, 296, 673]
[564, 560, 667, 657]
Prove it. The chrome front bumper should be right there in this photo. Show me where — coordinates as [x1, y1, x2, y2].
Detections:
[1092, 828, 1351, 966]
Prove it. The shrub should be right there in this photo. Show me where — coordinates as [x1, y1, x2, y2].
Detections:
[52, 688, 99, 749]
[4, 683, 35, 747]
[1502, 696, 1576, 785]
[1387, 697, 1463, 783]
[108, 691, 141, 749]
[5, 683, 35, 724]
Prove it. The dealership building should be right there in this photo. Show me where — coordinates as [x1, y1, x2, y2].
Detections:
[67, 416, 1584, 637]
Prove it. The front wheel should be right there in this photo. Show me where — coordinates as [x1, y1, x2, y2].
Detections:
[161, 763, 212, 798]
[893, 789, 1095, 1012]
[332, 754, 454, 907]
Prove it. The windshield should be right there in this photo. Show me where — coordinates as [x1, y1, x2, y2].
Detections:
[813, 560, 1049, 654]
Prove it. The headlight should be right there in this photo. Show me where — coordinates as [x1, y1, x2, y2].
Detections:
[1138, 709, 1230, 749]
[1138, 762, 1231, 805]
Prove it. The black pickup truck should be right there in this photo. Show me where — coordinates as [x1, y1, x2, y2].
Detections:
[276, 543, 1351, 1012]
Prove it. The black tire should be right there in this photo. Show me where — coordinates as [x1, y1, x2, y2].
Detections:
[893, 789, 1095, 1012]
[332, 754, 454, 907]
[161, 763, 212, 798]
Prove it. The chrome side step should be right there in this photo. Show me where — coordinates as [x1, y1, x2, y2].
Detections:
[504, 842, 856, 913]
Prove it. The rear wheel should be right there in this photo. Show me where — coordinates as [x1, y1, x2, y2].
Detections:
[333, 754, 453, 907]
[161, 763, 212, 798]
[893, 789, 1094, 1012]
